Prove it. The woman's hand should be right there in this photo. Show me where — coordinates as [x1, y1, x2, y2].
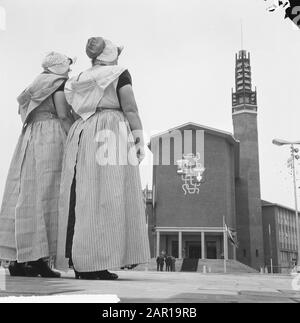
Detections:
[137, 145, 146, 164]
[53, 91, 76, 135]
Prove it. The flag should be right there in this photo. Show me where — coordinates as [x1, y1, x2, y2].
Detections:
[225, 223, 239, 248]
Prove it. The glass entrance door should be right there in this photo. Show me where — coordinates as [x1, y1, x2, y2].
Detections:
[186, 242, 201, 259]
[206, 241, 217, 259]
[189, 245, 201, 259]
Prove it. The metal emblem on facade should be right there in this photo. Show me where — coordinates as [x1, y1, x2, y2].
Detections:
[177, 153, 206, 195]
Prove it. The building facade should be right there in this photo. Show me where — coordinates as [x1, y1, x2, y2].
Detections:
[148, 124, 239, 263]
[262, 201, 299, 273]
[146, 49, 298, 272]
[145, 49, 268, 271]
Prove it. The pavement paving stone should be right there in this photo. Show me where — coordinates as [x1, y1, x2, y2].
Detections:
[0, 270, 298, 302]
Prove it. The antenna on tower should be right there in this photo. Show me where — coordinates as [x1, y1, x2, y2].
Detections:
[240, 19, 244, 50]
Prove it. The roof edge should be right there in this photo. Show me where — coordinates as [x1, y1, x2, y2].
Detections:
[150, 122, 239, 145]
[262, 200, 295, 213]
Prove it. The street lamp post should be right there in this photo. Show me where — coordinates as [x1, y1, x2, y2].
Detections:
[273, 139, 300, 270]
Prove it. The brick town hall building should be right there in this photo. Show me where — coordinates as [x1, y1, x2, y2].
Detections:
[145, 49, 299, 272]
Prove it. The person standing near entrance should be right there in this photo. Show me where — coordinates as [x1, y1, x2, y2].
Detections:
[156, 251, 166, 271]
[56, 37, 150, 280]
[171, 256, 176, 272]
[165, 255, 172, 272]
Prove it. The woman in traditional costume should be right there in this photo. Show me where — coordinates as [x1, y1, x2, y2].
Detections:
[0, 52, 76, 277]
[56, 37, 150, 280]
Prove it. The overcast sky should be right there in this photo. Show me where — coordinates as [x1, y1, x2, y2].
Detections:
[0, 0, 300, 208]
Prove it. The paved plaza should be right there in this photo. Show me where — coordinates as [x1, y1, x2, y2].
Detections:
[0, 270, 299, 303]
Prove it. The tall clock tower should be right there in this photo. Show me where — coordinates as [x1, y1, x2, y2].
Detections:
[232, 50, 265, 270]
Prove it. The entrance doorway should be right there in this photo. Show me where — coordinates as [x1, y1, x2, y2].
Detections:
[171, 241, 179, 258]
[189, 245, 201, 259]
[186, 242, 201, 259]
[206, 241, 217, 259]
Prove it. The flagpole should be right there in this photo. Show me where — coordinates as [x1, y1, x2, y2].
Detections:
[223, 216, 227, 274]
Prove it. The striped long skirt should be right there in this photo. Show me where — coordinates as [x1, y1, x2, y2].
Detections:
[56, 110, 150, 272]
[0, 119, 66, 263]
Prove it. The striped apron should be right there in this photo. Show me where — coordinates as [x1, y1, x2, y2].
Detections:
[56, 107, 150, 272]
[0, 100, 66, 263]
